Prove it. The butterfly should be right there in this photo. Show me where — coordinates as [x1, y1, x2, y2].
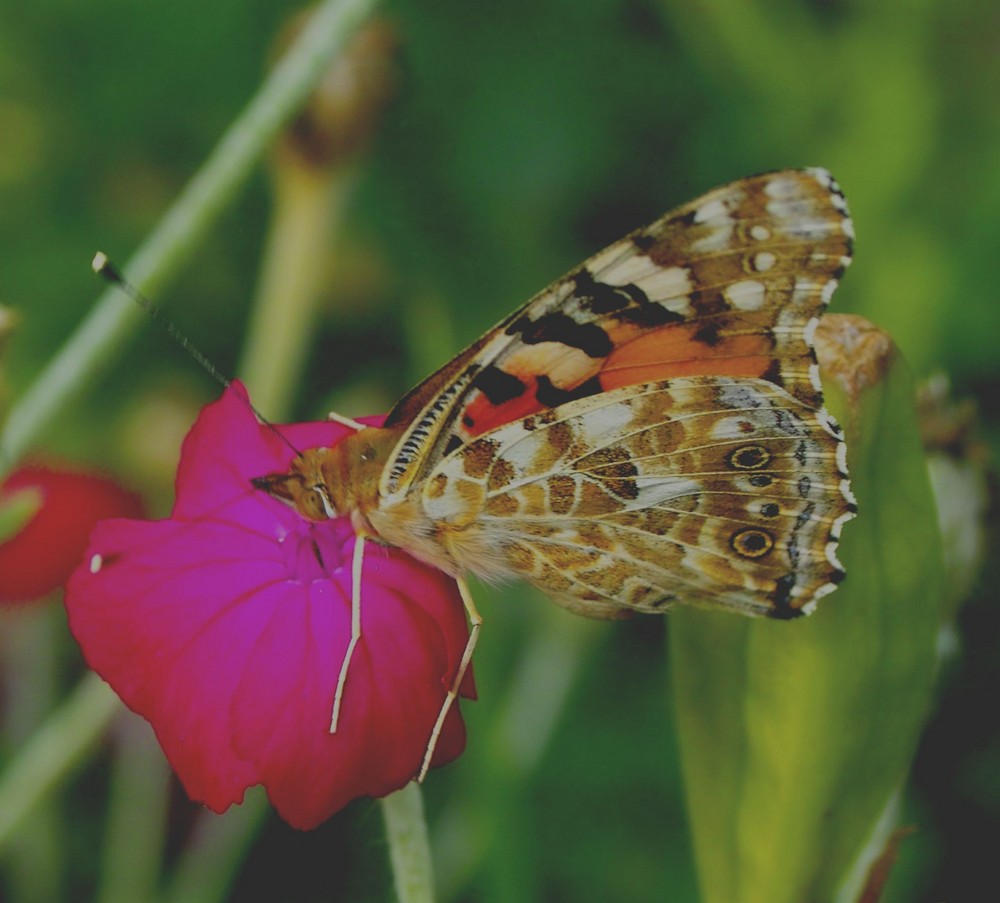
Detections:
[255, 168, 858, 777]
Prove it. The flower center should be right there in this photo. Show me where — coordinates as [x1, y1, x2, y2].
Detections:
[278, 519, 354, 582]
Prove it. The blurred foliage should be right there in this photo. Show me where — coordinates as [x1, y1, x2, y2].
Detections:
[0, 0, 998, 901]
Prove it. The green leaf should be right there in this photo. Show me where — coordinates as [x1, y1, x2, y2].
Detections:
[670, 316, 944, 903]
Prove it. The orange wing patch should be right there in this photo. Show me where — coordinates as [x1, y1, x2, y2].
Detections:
[601, 325, 775, 389]
[458, 324, 775, 439]
[459, 379, 554, 440]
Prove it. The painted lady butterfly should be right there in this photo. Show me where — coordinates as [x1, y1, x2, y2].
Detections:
[256, 168, 858, 777]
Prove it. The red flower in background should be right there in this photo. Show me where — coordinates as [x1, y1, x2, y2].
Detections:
[64, 384, 472, 829]
[0, 462, 142, 604]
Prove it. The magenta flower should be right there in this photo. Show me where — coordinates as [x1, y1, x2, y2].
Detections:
[0, 461, 142, 604]
[64, 383, 473, 829]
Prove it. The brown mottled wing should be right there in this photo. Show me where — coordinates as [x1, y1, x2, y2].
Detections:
[380, 168, 853, 502]
[422, 378, 856, 618]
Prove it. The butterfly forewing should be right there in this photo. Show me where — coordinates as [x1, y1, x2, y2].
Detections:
[380, 168, 853, 507]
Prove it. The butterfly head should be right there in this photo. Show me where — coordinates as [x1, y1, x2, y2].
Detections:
[252, 447, 341, 520]
[251, 427, 395, 524]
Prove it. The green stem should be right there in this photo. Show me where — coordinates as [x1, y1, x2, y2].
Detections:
[0, 606, 64, 900]
[381, 783, 437, 903]
[96, 717, 170, 903]
[162, 790, 271, 903]
[0, 0, 378, 477]
[237, 164, 358, 416]
[0, 672, 120, 850]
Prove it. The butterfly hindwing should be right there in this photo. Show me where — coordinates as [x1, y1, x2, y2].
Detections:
[421, 377, 851, 618]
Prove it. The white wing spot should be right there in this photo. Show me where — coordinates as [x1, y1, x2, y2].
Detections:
[840, 477, 858, 508]
[632, 475, 703, 508]
[596, 251, 655, 284]
[693, 197, 732, 224]
[750, 224, 771, 241]
[842, 217, 856, 240]
[807, 167, 833, 189]
[808, 362, 822, 393]
[817, 408, 843, 440]
[825, 539, 846, 572]
[803, 316, 819, 348]
[805, 581, 838, 613]
[586, 244, 626, 274]
[575, 401, 637, 446]
[764, 175, 801, 199]
[836, 441, 850, 476]
[89, 553, 103, 574]
[724, 279, 767, 311]
[753, 251, 776, 272]
[821, 279, 839, 306]
[691, 226, 734, 254]
[710, 415, 758, 441]
[601, 259, 694, 303]
[642, 265, 694, 301]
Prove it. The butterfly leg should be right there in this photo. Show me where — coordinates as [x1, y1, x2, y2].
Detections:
[417, 577, 481, 782]
[330, 532, 366, 732]
[327, 410, 367, 432]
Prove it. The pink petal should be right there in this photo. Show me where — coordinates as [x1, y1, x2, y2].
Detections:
[64, 383, 472, 828]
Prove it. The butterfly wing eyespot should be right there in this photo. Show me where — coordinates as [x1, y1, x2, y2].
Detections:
[726, 445, 772, 471]
[730, 528, 775, 559]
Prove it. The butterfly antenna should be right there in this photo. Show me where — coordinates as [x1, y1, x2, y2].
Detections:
[92, 252, 302, 458]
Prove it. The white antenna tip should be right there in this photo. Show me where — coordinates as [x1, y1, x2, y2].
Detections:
[92, 252, 109, 274]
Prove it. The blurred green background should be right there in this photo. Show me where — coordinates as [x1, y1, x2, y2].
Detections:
[1, 0, 998, 900]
